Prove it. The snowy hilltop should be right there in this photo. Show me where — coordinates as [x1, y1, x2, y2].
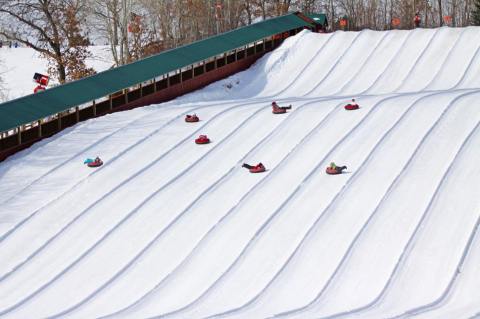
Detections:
[0, 27, 480, 318]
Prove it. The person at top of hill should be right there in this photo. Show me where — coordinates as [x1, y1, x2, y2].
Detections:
[414, 12, 421, 28]
[350, 98, 358, 107]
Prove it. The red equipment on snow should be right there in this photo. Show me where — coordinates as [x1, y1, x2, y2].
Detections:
[344, 104, 359, 110]
[88, 158, 103, 167]
[326, 165, 347, 175]
[195, 135, 210, 144]
[33, 72, 49, 86]
[34, 85, 46, 93]
[249, 163, 266, 173]
[185, 114, 199, 122]
[326, 167, 340, 175]
[33, 72, 49, 93]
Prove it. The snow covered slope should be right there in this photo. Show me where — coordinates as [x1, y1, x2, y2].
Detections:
[0, 27, 479, 319]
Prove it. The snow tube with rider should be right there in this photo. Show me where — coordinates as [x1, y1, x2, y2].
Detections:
[272, 106, 287, 114]
[249, 163, 266, 173]
[195, 135, 210, 144]
[185, 114, 199, 122]
[88, 160, 103, 167]
[326, 165, 347, 175]
[85, 158, 103, 167]
[344, 104, 359, 110]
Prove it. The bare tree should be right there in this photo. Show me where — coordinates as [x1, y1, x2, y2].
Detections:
[0, 0, 95, 83]
[438, 0, 443, 25]
[88, 0, 123, 65]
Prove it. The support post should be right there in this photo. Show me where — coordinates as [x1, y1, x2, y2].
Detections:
[254, 42, 257, 55]
[203, 60, 206, 73]
[167, 73, 170, 87]
[93, 100, 97, 117]
[263, 38, 266, 51]
[109, 95, 113, 110]
[140, 83, 143, 97]
[153, 78, 157, 92]
[57, 114, 61, 131]
[38, 120, 42, 138]
[180, 68, 183, 83]
[17, 126, 22, 145]
[75, 106, 80, 123]
[124, 89, 128, 104]
[214, 56, 217, 69]
[234, 49, 237, 62]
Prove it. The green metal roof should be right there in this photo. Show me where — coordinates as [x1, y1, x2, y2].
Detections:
[0, 12, 313, 132]
[305, 13, 328, 26]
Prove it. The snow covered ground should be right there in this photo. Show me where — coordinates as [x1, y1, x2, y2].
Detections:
[0, 45, 114, 101]
[0, 27, 479, 318]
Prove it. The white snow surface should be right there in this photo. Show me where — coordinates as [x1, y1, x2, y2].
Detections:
[0, 45, 113, 101]
[0, 27, 480, 319]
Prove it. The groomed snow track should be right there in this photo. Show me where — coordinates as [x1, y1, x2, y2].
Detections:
[0, 27, 480, 319]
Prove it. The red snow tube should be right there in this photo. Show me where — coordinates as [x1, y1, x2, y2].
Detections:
[88, 160, 103, 167]
[326, 167, 341, 175]
[272, 107, 286, 114]
[250, 165, 266, 173]
[344, 104, 359, 110]
[195, 135, 210, 144]
[185, 114, 199, 122]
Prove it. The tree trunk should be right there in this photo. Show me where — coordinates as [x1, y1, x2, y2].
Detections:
[438, 0, 443, 26]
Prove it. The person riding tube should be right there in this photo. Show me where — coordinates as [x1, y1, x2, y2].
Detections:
[242, 162, 266, 173]
[185, 114, 199, 122]
[272, 101, 291, 114]
[326, 162, 347, 175]
[195, 134, 210, 144]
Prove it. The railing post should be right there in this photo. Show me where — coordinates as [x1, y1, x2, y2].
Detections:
[93, 100, 97, 116]
[254, 42, 257, 55]
[109, 95, 113, 110]
[180, 68, 183, 83]
[153, 78, 157, 92]
[38, 120, 42, 138]
[124, 89, 128, 104]
[75, 106, 80, 123]
[234, 49, 237, 61]
[140, 82, 143, 97]
[17, 126, 22, 145]
[203, 60, 206, 73]
[167, 73, 170, 87]
[57, 113, 61, 131]
[263, 38, 266, 51]
[214, 56, 217, 69]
